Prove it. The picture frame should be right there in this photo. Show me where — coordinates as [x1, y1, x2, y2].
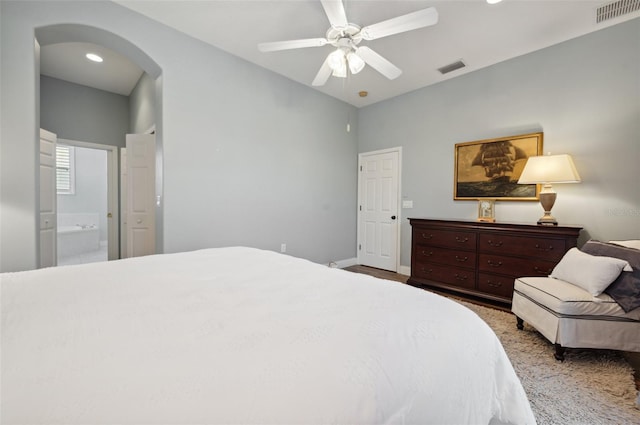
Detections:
[477, 199, 496, 222]
[454, 132, 543, 201]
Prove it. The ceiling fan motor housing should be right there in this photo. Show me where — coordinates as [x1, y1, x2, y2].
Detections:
[326, 24, 362, 47]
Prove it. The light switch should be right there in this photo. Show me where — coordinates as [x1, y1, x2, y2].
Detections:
[402, 200, 413, 208]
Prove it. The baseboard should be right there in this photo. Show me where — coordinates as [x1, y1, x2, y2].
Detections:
[332, 257, 358, 268]
[333, 259, 410, 276]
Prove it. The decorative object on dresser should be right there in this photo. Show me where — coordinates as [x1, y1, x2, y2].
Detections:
[454, 132, 542, 201]
[517, 153, 581, 225]
[408, 218, 582, 307]
[477, 199, 495, 222]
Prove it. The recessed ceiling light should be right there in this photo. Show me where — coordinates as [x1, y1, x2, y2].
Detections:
[86, 53, 103, 63]
[487, 0, 503, 4]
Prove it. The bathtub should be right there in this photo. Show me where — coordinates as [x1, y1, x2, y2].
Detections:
[57, 222, 100, 259]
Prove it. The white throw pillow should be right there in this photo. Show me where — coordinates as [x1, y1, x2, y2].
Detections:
[609, 240, 640, 250]
[550, 247, 632, 296]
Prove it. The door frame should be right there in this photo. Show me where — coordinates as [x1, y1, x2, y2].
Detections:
[58, 139, 119, 261]
[356, 146, 403, 272]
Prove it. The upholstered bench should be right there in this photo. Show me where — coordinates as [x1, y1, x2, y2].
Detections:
[512, 276, 640, 360]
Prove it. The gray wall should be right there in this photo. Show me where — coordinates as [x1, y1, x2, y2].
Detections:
[40, 75, 130, 148]
[129, 72, 156, 134]
[0, 0, 358, 272]
[359, 18, 640, 267]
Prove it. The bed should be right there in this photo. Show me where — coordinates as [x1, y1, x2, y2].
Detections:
[1, 247, 535, 424]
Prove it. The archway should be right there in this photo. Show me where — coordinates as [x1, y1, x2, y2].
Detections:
[35, 24, 163, 262]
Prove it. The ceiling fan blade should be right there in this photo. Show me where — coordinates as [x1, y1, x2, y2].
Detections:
[320, 0, 348, 29]
[258, 38, 328, 52]
[361, 7, 438, 40]
[312, 56, 333, 86]
[356, 46, 402, 80]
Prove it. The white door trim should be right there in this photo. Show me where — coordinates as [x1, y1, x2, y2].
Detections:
[58, 139, 119, 261]
[357, 146, 402, 272]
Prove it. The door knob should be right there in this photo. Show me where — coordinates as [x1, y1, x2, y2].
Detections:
[391, 215, 396, 220]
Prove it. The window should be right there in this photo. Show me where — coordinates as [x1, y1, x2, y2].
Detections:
[56, 144, 75, 194]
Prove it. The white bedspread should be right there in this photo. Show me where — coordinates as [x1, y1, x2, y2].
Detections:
[1, 247, 535, 424]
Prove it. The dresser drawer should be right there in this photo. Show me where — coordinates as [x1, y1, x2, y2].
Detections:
[413, 261, 475, 290]
[478, 254, 556, 277]
[479, 233, 566, 261]
[415, 246, 476, 269]
[478, 273, 515, 299]
[413, 228, 477, 250]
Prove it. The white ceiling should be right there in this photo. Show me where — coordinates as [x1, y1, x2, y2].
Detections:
[41, 0, 639, 106]
[40, 42, 143, 96]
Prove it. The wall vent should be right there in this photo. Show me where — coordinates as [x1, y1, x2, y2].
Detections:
[596, 0, 640, 23]
[438, 60, 466, 75]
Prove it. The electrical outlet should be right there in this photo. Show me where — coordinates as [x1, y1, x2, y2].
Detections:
[280, 243, 286, 253]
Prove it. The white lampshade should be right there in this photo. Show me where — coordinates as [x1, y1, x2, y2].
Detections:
[347, 51, 365, 74]
[332, 61, 347, 78]
[327, 49, 345, 71]
[518, 154, 581, 184]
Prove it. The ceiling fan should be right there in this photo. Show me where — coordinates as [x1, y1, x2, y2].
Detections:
[258, 0, 438, 86]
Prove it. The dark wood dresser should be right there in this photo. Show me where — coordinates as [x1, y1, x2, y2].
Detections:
[408, 218, 582, 306]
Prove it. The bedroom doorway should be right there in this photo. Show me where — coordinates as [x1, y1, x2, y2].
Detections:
[357, 147, 402, 272]
[56, 139, 118, 266]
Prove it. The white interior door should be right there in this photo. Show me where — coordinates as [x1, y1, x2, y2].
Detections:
[357, 148, 401, 271]
[125, 134, 156, 258]
[39, 128, 57, 268]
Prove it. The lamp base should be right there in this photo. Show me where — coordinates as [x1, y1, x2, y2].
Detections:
[537, 215, 558, 226]
[537, 188, 558, 226]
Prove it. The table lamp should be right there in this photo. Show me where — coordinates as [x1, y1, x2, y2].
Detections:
[517, 154, 581, 225]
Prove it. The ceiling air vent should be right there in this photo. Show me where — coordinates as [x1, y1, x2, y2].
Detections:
[438, 60, 466, 75]
[596, 0, 640, 23]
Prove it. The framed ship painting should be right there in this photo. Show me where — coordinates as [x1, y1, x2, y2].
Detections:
[454, 132, 543, 201]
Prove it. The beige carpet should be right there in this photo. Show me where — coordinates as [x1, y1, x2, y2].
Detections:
[458, 300, 640, 425]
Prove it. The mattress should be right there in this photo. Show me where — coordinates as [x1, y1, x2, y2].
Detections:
[1, 247, 535, 424]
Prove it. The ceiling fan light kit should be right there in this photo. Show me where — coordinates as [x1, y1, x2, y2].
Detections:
[258, 0, 439, 86]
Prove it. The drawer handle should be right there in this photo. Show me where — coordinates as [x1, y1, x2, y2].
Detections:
[487, 260, 503, 267]
[454, 273, 468, 281]
[487, 240, 503, 247]
[455, 255, 469, 262]
[535, 244, 554, 252]
[455, 236, 469, 243]
[420, 266, 433, 274]
[487, 280, 503, 288]
[534, 266, 552, 274]
[421, 250, 433, 257]
[421, 233, 434, 240]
